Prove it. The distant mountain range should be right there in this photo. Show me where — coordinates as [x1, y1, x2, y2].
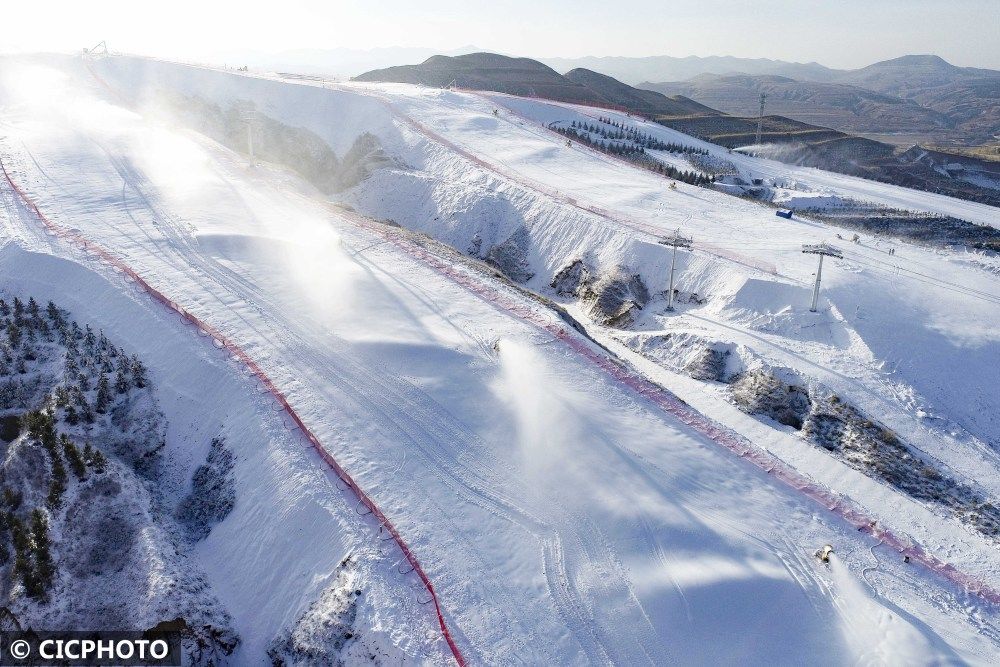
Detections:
[237, 49, 998, 150]
[354, 53, 715, 115]
[638, 55, 1000, 147]
[538, 54, 837, 85]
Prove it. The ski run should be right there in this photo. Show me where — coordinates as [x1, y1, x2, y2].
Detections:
[0, 53, 997, 664]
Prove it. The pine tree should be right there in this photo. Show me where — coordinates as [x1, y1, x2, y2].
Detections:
[46, 469, 66, 510]
[31, 509, 54, 594]
[62, 434, 86, 480]
[114, 369, 130, 394]
[87, 448, 107, 474]
[96, 374, 111, 414]
[6, 321, 21, 349]
[10, 516, 34, 595]
[3, 488, 22, 511]
[130, 355, 148, 388]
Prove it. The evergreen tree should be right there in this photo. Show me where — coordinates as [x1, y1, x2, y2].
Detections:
[6, 321, 21, 349]
[114, 369, 130, 395]
[31, 509, 54, 594]
[10, 516, 34, 596]
[85, 446, 107, 474]
[62, 434, 86, 480]
[46, 466, 66, 510]
[3, 488, 22, 511]
[130, 355, 148, 388]
[96, 374, 111, 413]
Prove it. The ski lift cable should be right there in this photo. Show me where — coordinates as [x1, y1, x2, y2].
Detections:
[842, 252, 1000, 303]
[842, 255, 1000, 305]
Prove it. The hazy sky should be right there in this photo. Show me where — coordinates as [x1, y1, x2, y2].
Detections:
[2, 0, 999, 69]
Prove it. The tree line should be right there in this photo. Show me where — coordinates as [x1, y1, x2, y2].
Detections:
[553, 125, 717, 186]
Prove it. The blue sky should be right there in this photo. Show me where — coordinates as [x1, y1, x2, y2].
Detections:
[2, 0, 998, 69]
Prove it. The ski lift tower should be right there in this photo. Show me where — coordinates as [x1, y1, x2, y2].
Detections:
[802, 243, 843, 312]
[659, 230, 693, 312]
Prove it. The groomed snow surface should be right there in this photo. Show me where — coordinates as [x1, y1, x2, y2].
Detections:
[0, 54, 998, 664]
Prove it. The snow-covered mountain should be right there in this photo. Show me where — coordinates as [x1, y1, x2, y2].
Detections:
[0, 53, 997, 664]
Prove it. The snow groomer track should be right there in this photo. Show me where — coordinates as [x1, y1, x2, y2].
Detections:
[4, 147, 998, 623]
[0, 157, 468, 666]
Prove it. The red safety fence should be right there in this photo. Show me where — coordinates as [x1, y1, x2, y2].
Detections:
[0, 158, 468, 666]
[345, 85, 780, 278]
[449, 87, 654, 121]
[337, 205, 1000, 606]
[466, 91, 782, 277]
[53, 59, 1000, 620]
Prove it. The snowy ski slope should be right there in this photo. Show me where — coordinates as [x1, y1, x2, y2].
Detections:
[0, 55, 998, 664]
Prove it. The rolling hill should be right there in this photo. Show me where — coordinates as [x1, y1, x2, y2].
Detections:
[642, 74, 952, 138]
[641, 55, 1000, 147]
[353, 52, 609, 105]
[539, 54, 837, 85]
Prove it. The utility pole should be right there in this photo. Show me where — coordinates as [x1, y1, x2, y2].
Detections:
[802, 243, 843, 312]
[755, 92, 766, 146]
[660, 230, 693, 312]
